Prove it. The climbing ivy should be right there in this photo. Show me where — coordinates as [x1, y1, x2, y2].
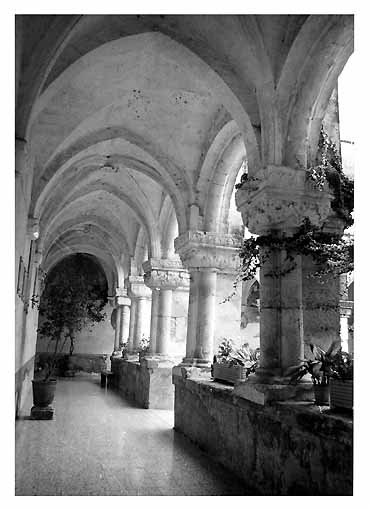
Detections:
[236, 128, 354, 282]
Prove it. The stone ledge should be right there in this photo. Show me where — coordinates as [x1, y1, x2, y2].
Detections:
[173, 373, 353, 495]
[174, 374, 353, 441]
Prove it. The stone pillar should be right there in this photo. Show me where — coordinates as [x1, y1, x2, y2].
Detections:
[112, 289, 131, 356]
[184, 271, 199, 360]
[127, 298, 137, 353]
[156, 289, 173, 356]
[120, 304, 131, 348]
[174, 231, 241, 366]
[235, 165, 335, 401]
[194, 270, 217, 359]
[148, 289, 160, 355]
[112, 306, 122, 356]
[143, 258, 189, 358]
[134, 297, 147, 349]
[126, 275, 152, 352]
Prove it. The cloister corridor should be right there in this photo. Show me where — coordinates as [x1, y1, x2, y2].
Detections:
[15, 374, 251, 496]
[14, 14, 355, 496]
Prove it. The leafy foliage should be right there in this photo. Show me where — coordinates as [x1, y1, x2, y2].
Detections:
[215, 338, 260, 376]
[287, 342, 341, 386]
[236, 129, 353, 283]
[331, 349, 354, 381]
[36, 255, 107, 380]
[238, 218, 353, 281]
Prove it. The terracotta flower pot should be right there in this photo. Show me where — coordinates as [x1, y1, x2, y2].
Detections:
[314, 385, 330, 406]
[32, 379, 57, 407]
[213, 362, 247, 384]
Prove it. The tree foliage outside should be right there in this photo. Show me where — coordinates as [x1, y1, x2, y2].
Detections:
[37, 254, 107, 380]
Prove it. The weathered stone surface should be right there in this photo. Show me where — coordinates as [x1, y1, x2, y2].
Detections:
[173, 375, 353, 495]
[143, 258, 190, 290]
[111, 358, 174, 409]
[174, 231, 241, 274]
[235, 165, 333, 235]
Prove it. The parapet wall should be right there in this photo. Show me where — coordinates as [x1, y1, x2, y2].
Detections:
[173, 374, 353, 495]
[111, 358, 174, 409]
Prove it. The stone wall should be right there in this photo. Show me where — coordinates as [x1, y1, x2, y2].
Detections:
[112, 358, 174, 409]
[173, 375, 353, 495]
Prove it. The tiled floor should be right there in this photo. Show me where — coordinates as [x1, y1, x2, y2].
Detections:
[15, 374, 252, 496]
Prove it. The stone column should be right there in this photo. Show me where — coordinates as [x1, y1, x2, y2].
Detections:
[126, 275, 152, 352]
[148, 289, 160, 354]
[194, 270, 217, 359]
[174, 231, 241, 366]
[127, 298, 137, 353]
[120, 304, 131, 348]
[134, 297, 147, 349]
[112, 306, 122, 356]
[112, 289, 131, 356]
[184, 270, 199, 360]
[143, 258, 189, 358]
[156, 289, 173, 355]
[235, 165, 335, 401]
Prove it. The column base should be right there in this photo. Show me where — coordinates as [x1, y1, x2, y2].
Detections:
[250, 366, 309, 385]
[234, 378, 314, 405]
[111, 350, 122, 358]
[30, 405, 54, 420]
[172, 363, 212, 383]
[140, 354, 177, 369]
[179, 357, 211, 367]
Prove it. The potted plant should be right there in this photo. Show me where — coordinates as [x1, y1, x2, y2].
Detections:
[32, 255, 107, 418]
[212, 339, 260, 384]
[330, 349, 353, 410]
[288, 342, 340, 405]
[138, 336, 150, 363]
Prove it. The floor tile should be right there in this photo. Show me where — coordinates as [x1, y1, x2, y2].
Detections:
[16, 374, 252, 496]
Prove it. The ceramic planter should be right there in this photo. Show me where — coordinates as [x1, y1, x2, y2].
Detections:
[330, 379, 353, 410]
[213, 362, 247, 384]
[313, 385, 330, 405]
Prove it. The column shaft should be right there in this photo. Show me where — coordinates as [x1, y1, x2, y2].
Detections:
[149, 289, 160, 355]
[258, 247, 304, 378]
[184, 271, 199, 360]
[127, 299, 137, 352]
[121, 305, 130, 347]
[194, 270, 217, 362]
[134, 297, 147, 349]
[113, 306, 122, 353]
[302, 254, 341, 353]
[156, 289, 173, 356]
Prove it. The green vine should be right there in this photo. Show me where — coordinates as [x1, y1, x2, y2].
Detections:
[239, 219, 353, 280]
[236, 128, 354, 282]
[306, 128, 354, 227]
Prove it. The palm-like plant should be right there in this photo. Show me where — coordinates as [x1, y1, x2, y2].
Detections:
[215, 339, 260, 376]
[288, 342, 340, 386]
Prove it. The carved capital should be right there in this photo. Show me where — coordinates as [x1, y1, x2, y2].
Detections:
[235, 165, 333, 235]
[116, 296, 131, 307]
[143, 258, 190, 290]
[125, 275, 152, 299]
[174, 231, 242, 274]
